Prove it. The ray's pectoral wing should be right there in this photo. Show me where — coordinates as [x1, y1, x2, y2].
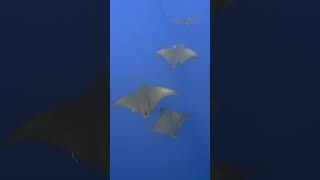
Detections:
[114, 93, 151, 117]
[157, 48, 175, 62]
[175, 19, 185, 24]
[154, 117, 174, 136]
[190, 18, 200, 24]
[153, 109, 187, 137]
[5, 91, 108, 172]
[171, 112, 187, 136]
[114, 95, 139, 112]
[148, 87, 176, 109]
[186, 18, 199, 25]
[5, 77, 109, 175]
[175, 18, 199, 25]
[6, 106, 87, 147]
[180, 48, 199, 63]
[176, 113, 188, 126]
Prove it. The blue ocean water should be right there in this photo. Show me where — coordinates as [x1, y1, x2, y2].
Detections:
[110, 0, 210, 180]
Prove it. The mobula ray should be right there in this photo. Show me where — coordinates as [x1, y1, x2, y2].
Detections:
[175, 17, 200, 25]
[5, 77, 109, 176]
[114, 85, 176, 119]
[157, 44, 199, 68]
[153, 107, 188, 137]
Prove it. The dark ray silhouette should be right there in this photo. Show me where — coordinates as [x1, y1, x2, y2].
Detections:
[5, 76, 109, 176]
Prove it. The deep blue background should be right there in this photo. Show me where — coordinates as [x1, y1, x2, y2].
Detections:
[0, 0, 107, 179]
[214, 0, 320, 179]
[110, 0, 210, 180]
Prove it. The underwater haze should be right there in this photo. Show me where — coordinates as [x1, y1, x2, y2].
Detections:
[110, 0, 210, 180]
